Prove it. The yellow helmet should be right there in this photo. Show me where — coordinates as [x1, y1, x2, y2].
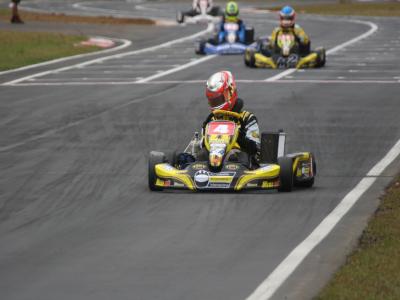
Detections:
[225, 1, 239, 22]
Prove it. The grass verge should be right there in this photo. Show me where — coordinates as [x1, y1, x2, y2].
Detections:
[266, 2, 400, 17]
[0, 31, 100, 71]
[316, 175, 400, 299]
[0, 8, 155, 25]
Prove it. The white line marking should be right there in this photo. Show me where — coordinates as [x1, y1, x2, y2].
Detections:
[0, 37, 132, 76]
[10, 79, 400, 86]
[3, 24, 213, 86]
[265, 69, 295, 82]
[135, 55, 216, 83]
[246, 139, 400, 300]
[264, 20, 378, 82]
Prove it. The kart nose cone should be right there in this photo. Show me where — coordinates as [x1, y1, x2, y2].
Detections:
[210, 153, 223, 167]
[227, 33, 236, 44]
[209, 144, 226, 168]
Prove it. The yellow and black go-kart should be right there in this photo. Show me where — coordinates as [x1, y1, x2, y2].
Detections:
[148, 110, 316, 192]
[244, 33, 325, 69]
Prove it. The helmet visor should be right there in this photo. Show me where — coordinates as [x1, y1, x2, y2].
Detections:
[208, 94, 226, 109]
[280, 15, 294, 21]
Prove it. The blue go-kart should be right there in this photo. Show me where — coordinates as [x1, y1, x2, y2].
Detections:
[195, 22, 254, 55]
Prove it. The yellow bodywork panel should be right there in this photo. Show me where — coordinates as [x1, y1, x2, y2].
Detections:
[209, 176, 233, 184]
[235, 165, 280, 190]
[296, 53, 318, 69]
[155, 163, 195, 190]
[254, 53, 277, 69]
[292, 152, 311, 172]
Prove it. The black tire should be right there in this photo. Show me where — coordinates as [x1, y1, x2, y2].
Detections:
[148, 151, 165, 191]
[176, 10, 184, 23]
[245, 27, 255, 45]
[164, 150, 178, 168]
[244, 49, 256, 68]
[195, 39, 205, 55]
[278, 156, 293, 192]
[295, 154, 316, 188]
[209, 6, 221, 16]
[315, 47, 326, 67]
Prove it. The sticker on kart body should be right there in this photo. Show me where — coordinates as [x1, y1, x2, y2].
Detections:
[207, 122, 236, 136]
[191, 163, 207, 170]
[225, 164, 240, 171]
[262, 180, 279, 188]
[194, 170, 236, 189]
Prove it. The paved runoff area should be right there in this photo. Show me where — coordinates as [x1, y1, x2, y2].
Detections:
[1, 1, 400, 300]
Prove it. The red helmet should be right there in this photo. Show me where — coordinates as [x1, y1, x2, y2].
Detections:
[206, 71, 238, 111]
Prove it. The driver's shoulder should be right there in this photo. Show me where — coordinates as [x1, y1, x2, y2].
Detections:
[240, 110, 257, 122]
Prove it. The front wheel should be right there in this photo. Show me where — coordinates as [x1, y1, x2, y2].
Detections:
[315, 47, 326, 67]
[295, 153, 316, 188]
[278, 156, 293, 192]
[195, 39, 206, 55]
[148, 151, 165, 191]
[244, 49, 256, 68]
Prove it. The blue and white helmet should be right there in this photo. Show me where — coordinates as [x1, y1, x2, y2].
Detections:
[279, 6, 296, 28]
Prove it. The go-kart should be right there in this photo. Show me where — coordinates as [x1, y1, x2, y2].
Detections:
[244, 32, 326, 69]
[195, 22, 254, 55]
[176, 0, 222, 24]
[148, 110, 316, 192]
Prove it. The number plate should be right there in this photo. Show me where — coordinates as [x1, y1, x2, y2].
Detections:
[207, 121, 236, 135]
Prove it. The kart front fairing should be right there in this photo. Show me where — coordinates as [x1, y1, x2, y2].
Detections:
[204, 42, 248, 55]
[153, 161, 281, 191]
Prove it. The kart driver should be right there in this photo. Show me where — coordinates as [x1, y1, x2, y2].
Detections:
[202, 70, 260, 165]
[269, 6, 310, 55]
[176, 71, 260, 169]
[181, 0, 216, 19]
[213, 1, 246, 44]
[10, 0, 23, 24]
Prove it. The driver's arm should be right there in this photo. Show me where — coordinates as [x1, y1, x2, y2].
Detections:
[294, 25, 310, 45]
[269, 27, 280, 49]
[238, 113, 260, 155]
[237, 20, 246, 43]
[218, 21, 226, 43]
[201, 113, 214, 146]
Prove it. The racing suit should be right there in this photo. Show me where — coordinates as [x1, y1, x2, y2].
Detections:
[176, 99, 260, 169]
[269, 25, 310, 55]
[201, 98, 260, 166]
[215, 17, 246, 44]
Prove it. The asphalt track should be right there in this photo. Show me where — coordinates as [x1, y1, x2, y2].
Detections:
[1, 1, 400, 300]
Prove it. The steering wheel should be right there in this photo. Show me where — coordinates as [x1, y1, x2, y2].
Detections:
[212, 109, 241, 121]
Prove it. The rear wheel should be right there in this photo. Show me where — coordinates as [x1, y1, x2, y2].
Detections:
[195, 39, 206, 55]
[148, 151, 165, 191]
[176, 10, 184, 23]
[164, 150, 178, 168]
[315, 47, 326, 67]
[278, 156, 293, 192]
[245, 27, 254, 45]
[209, 6, 221, 16]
